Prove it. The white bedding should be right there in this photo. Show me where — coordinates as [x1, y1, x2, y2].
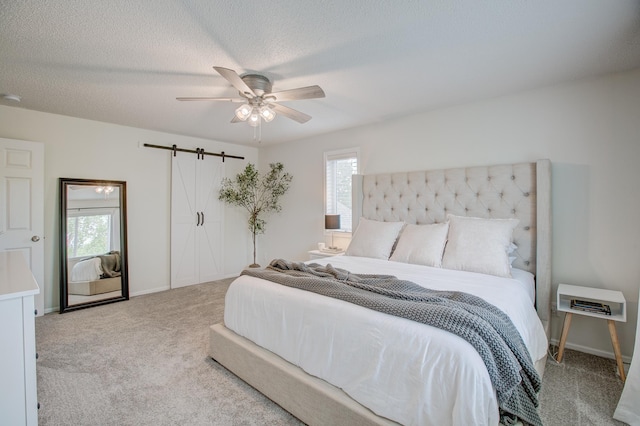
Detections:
[70, 257, 102, 282]
[224, 256, 548, 426]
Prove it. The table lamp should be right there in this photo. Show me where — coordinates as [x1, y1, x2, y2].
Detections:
[324, 214, 341, 250]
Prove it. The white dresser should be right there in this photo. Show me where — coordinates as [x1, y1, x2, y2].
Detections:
[0, 250, 40, 426]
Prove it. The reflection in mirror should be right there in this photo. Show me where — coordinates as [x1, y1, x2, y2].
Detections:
[59, 178, 129, 313]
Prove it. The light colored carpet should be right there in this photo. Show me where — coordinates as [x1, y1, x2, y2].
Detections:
[36, 278, 627, 425]
[540, 348, 626, 426]
[36, 278, 302, 426]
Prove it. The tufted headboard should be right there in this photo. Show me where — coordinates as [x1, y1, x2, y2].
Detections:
[352, 160, 552, 334]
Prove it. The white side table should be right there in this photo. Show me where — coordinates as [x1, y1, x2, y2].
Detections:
[556, 283, 627, 381]
[308, 250, 344, 260]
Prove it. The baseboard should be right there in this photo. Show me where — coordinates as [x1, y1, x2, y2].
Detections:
[130, 285, 170, 297]
[223, 272, 241, 279]
[47, 277, 235, 314]
[549, 338, 632, 364]
[130, 277, 236, 297]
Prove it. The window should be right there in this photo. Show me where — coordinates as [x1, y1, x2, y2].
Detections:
[66, 209, 117, 258]
[324, 148, 359, 232]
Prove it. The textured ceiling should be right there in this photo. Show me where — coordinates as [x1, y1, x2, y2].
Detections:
[1, 1, 639, 146]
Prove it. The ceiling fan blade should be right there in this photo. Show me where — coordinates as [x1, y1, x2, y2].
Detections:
[270, 102, 312, 124]
[213, 66, 256, 98]
[269, 85, 325, 102]
[176, 97, 244, 102]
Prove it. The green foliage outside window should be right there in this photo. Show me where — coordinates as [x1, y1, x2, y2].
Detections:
[67, 214, 110, 258]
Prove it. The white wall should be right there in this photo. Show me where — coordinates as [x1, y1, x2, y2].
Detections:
[2, 68, 637, 360]
[0, 106, 258, 312]
[260, 69, 640, 360]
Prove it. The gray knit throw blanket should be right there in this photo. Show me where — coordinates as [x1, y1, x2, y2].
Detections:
[241, 259, 543, 426]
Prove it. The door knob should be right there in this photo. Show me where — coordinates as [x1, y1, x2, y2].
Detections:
[31, 235, 40, 242]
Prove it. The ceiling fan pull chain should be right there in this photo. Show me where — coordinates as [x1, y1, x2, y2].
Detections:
[251, 120, 262, 143]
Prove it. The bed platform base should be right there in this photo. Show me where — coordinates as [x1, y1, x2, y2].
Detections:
[210, 323, 539, 426]
[209, 323, 399, 426]
[68, 276, 121, 295]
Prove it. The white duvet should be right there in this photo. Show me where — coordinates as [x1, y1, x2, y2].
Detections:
[224, 256, 548, 426]
[70, 257, 102, 282]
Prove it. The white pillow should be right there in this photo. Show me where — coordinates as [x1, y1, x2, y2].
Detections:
[345, 218, 404, 260]
[442, 214, 519, 278]
[390, 223, 449, 267]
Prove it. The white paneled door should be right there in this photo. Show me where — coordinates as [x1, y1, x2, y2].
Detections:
[0, 138, 44, 315]
[171, 152, 224, 288]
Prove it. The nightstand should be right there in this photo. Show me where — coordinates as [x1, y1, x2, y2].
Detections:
[308, 249, 344, 260]
[556, 283, 627, 381]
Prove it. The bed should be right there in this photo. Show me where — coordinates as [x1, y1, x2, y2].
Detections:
[209, 160, 552, 425]
[67, 251, 122, 295]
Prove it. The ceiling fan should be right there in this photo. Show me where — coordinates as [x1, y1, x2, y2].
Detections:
[177, 66, 325, 126]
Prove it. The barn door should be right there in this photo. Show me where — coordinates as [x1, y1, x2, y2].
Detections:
[171, 152, 224, 288]
[0, 138, 44, 315]
[196, 156, 224, 282]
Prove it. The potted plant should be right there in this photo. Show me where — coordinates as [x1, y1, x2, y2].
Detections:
[219, 162, 292, 268]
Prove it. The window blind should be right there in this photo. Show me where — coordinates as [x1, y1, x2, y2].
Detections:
[325, 149, 358, 231]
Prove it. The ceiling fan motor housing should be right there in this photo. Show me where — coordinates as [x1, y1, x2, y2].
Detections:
[241, 74, 272, 97]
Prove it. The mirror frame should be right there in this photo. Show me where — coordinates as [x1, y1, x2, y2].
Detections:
[59, 178, 129, 313]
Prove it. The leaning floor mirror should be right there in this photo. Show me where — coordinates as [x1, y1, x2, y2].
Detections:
[59, 178, 129, 313]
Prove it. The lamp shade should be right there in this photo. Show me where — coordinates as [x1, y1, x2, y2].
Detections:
[324, 214, 340, 230]
[260, 106, 276, 122]
[248, 110, 260, 127]
[235, 104, 252, 121]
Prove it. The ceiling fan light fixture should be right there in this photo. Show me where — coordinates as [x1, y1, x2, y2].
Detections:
[95, 186, 115, 198]
[248, 110, 260, 127]
[235, 104, 252, 121]
[260, 106, 276, 122]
